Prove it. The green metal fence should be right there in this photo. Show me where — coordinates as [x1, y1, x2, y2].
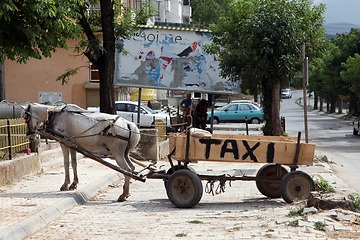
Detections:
[0, 118, 30, 160]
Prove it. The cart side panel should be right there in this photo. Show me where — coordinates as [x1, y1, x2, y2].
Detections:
[211, 134, 298, 143]
[169, 134, 315, 166]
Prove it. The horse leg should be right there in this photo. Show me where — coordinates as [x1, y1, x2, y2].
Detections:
[111, 151, 134, 202]
[68, 148, 78, 190]
[60, 144, 70, 191]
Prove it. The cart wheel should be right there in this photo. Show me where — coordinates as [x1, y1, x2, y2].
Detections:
[166, 169, 203, 208]
[164, 165, 196, 187]
[280, 171, 315, 204]
[256, 164, 288, 198]
[166, 165, 196, 175]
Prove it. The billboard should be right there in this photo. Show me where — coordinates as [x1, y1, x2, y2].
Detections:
[115, 26, 239, 94]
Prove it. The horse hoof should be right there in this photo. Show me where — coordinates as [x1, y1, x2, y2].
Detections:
[117, 195, 129, 202]
[60, 185, 69, 191]
[69, 184, 77, 191]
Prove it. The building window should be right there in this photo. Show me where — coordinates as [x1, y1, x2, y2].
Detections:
[90, 63, 100, 82]
[38, 92, 62, 105]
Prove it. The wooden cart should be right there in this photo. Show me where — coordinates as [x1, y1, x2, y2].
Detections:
[162, 130, 316, 208]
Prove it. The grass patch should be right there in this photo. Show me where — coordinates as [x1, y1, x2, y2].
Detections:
[348, 192, 360, 210]
[187, 220, 204, 224]
[233, 226, 241, 231]
[288, 206, 304, 217]
[314, 221, 326, 231]
[264, 233, 274, 238]
[288, 219, 299, 227]
[315, 177, 335, 194]
[175, 233, 187, 237]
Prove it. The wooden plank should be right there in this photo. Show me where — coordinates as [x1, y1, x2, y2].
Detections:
[168, 133, 315, 166]
[211, 133, 298, 142]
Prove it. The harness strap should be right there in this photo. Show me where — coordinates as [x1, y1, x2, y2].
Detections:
[101, 116, 131, 142]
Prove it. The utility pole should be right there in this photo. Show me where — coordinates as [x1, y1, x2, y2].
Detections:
[302, 44, 309, 143]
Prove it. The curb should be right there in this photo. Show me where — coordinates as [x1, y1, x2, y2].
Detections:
[296, 97, 355, 121]
[0, 172, 121, 240]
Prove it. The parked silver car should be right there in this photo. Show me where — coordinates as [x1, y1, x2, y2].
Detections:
[281, 88, 292, 99]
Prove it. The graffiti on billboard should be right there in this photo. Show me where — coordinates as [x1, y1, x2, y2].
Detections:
[115, 27, 238, 94]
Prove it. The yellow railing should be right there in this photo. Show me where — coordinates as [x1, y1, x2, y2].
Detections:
[0, 118, 30, 160]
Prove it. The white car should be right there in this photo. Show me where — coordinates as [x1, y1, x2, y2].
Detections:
[230, 100, 261, 108]
[281, 88, 292, 99]
[88, 101, 171, 130]
[114, 101, 171, 128]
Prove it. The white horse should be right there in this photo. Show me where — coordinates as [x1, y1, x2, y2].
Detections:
[24, 102, 140, 202]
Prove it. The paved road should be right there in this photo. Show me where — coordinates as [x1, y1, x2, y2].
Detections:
[281, 90, 360, 194]
[2, 95, 360, 240]
[18, 159, 359, 240]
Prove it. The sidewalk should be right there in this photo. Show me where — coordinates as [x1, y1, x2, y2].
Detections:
[296, 93, 355, 121]
[0, 151, 123, 240]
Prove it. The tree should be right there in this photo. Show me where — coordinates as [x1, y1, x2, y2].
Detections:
[310, 29, 360, 115]
[190, 0, 232, 28]
[63, 1, 154, 114]
[341, 54, 360, 99]
[206, 0, 326, 135]
[0, 0, 82, 63]
[1, 0, 154, 114]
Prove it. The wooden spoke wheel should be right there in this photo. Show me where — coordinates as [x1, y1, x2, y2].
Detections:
[280, 171, 315, 204]
[166, 169, 203, 208]
[256, 164, 288, 198]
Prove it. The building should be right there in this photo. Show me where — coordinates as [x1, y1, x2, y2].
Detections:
[0, 0, 192, 108]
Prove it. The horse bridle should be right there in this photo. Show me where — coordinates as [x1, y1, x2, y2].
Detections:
[23, 105, 36, 135]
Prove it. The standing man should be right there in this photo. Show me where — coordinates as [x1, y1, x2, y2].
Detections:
[180, 93, 195, 112]
[180, 93, 195, 129]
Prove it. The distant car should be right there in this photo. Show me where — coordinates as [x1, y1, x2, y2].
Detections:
[353, 116, 360, 135]
[88, 101, 171, 130]
[207, 102, 264, 124]
[281, 88, 292, 99]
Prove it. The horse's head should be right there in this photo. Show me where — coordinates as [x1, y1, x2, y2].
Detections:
[193, 99, 209, 130]
[23, 103, 50, 135]
[196, 99, 209, 113]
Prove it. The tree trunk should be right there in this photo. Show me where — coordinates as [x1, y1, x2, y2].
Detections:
[313, 92, 318, 110]
[261, 76, 282, 136]
[99, 0, 116, 114]
[330, 96, 336, 113]
[349, 96, 358, 116]
[337, 96, 343, 114]
[319, 98, 323, 111]
[253, 87, 259, 103]
[326, 100, 330, 112]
